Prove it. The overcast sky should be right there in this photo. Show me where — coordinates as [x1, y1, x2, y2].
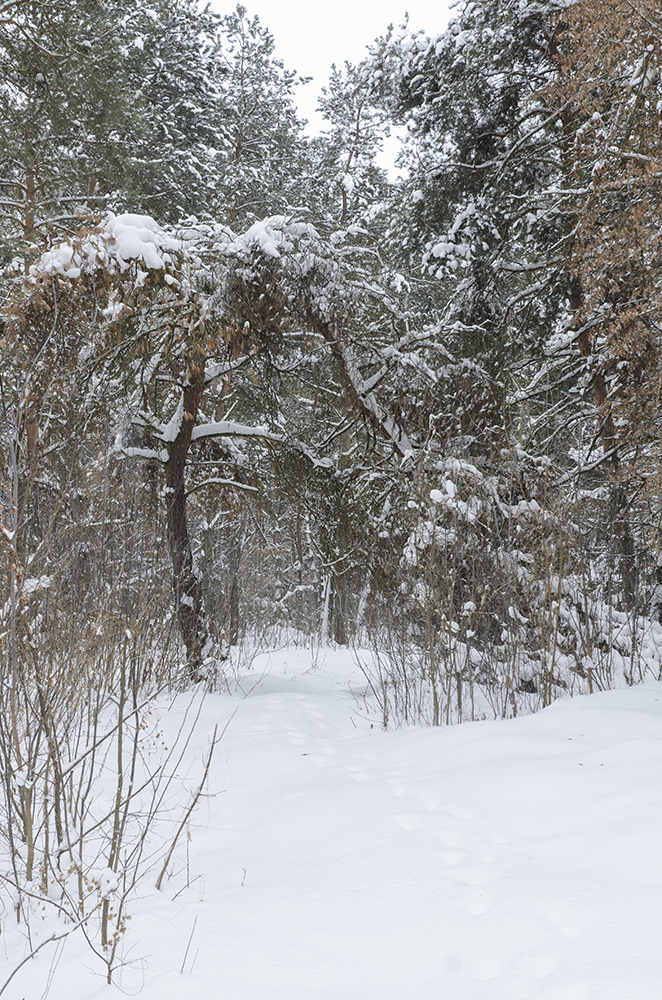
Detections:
[207, 1, 452, 133]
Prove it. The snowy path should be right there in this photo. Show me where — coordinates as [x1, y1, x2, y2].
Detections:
[11, 650, 662, 999]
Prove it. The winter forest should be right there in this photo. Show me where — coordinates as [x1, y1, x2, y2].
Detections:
[1, 0, 662, 995]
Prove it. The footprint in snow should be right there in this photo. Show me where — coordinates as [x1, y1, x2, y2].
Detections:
[446, 866, 497, 885]
[443, 803, 477, 820]
[392, 813, 422, 831]
[437, 829, 462, 847]
[344, 763, 372, 782]
[460, 889, 495, 915]
[530, 898, 584, 938]
[441, 850, 466, 865]
[471, 950, 508, 980]
[519, 948, 562, 978]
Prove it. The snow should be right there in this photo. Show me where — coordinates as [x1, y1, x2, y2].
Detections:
[29, 213, 321, 291]
[104, 212, 180, 271]
[30, 213, 182, 283]
[190, 420, 281, 442]
[229, 215, 317, 259]
[21, 574, 51, 595]
[340, 172, 354, 194]
[7, 649, 662, 999]
[154, 395, 185, 443]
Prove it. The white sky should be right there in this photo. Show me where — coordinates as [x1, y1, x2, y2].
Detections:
[207, 1, 452, 134]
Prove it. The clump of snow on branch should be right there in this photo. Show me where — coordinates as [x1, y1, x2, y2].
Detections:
[30, 212, 183, 281]
[228, 215, 319, 259]
[104, 213, 181, 270]
[29, 213, 324, 285]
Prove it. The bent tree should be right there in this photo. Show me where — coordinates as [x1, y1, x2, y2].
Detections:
[8, 213, 413, 677]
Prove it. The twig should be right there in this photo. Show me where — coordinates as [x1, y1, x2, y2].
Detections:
[155, 720, 222, 891]
[0, 914, 91, 996]
[180, 916, 198, 974]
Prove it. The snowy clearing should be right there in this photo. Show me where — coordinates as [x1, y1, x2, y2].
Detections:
[7, 648, 662, 1000]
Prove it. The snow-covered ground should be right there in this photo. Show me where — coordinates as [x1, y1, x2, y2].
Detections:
[7, 648, 662, 999]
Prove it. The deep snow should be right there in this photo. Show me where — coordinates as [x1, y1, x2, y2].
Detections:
[7, 648, 662, 999]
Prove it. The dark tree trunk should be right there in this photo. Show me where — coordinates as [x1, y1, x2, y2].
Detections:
[330, 575, 348, 647]
[609, 484, 638, 613]
[164, 366, 209, 681]
[16, 393, 42, 563]
[165, 455, 208, 680]
[227, 522, 242, 646]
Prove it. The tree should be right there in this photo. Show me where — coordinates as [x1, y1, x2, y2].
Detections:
[312, 54, 392, 226]
[0, 0, 231, 598]
[541, 0, 662, 610]
[315, 0, 651, 706]
[6, 208, 417, 675]
[205, 6, 310, 226]
[0, 0, 232, 252]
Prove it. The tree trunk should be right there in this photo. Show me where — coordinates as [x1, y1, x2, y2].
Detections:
[609, 483, 638, 613]
[330, 575, 348, 647]
[570, 278, 636, 608]
[164, 366, 209, 681]
[16, 393, 42, 562]
[24, 158, 35, 243]
[227, 519, 242, 646]
[165, 452, 209, 681]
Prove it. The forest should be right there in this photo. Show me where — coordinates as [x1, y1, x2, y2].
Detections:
[0, 0, 661, 990]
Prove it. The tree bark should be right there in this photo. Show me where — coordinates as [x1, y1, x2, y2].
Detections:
[164, 365, 209, 681]
[225, 517, 243, 646]
[330, 575, 348, 646]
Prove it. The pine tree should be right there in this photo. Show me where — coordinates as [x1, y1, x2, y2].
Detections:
[312, 55, 392, 225]
[205, 6, 310, 225]
[0, 0, 233, 252]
